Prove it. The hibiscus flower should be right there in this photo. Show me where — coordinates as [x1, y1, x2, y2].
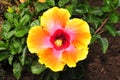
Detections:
[27, 7, 91, 72]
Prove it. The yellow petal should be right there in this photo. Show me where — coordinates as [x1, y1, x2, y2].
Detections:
[27, 26, 50, 53]
[76, 48, 89, 62]
[19, 0, 26, 3]
[61, 46, 89, 67]
[38, 0, 46, 3]
[41, 7, 70, 33]
[65, 18, 91, 48]
[61, 46, 77, 67]
[37, 48, 65, 72]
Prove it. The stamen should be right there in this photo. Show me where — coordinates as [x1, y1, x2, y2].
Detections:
[55, 39, 62, 47]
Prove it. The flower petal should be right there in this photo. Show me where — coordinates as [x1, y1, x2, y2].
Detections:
[65, 18, 91, 48]
[27, 26, 51, 53]
[61, 46, 89, 67]
[76, 48, 88, 62]
[41, 7, 70, 33]
[61, 46, 77, 67]
[38, 0, 46, 3]
[20, 0, 26, 3]
[37, 48, 65, 72]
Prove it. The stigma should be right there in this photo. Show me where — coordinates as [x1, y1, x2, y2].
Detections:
[55, 39, 62, 47]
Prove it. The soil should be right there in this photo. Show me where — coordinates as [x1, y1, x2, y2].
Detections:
[82, 32, 120, 80]
[0, 0, 120, 80]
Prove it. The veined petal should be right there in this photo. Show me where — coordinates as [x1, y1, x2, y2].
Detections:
[76, 48, 88, 62]
[27, 26, 51, 53]
[61, 46, 89, 67]
[65, 18, 91, 48]
[37, 48, 65, 72]
[41, 7, 70, 33]
[61, 46, 77, 67]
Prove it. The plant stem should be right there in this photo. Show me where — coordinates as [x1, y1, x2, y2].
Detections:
[94, 17, 109, 34]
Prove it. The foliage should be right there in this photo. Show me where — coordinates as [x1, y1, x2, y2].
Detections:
[0, 0, 120, 80]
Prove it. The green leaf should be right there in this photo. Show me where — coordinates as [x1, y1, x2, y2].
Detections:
[110, 13, 119, 23]
[66, 5, 73, 15]
[85, 14, 97, 23]
[71, 0, 77, 8]
[14, 29, 28, 37]
[13, 62, 22, 80]
[19, 47, 27, 65]
[7, 6, 14, 13]
[90, 34, 100, 44]
[0, 41, 6, 50]
[0, 52, 9, 61]
[8, 55, 14, 65]
[18, 45, 22, 54]
[21, 38, 25, 45]
[102, 6, 111, 12]
[103, 0, 117, 8]
[105, 24, 116, 36]
[103, 0, 111, 6]
[9, 40, 22, 55]
[116, 31, 120, 36]
[7, 30, 15, 39]
[58, 0, 69, 7]
[35, 2, 49, 12]
[19, 2, 28, 10]
[89, 7, 103, 16]
[2, 21, 12, 32]
[76, 5, 89, 14]
[13, 40, 20, 49]
[30, 19, 40, 27]
[93, 19, 101, 29]
[46, 0, 55, 6]
[2, 30, 15, 40]
[10, 45, 17, 55]
[4, 13, 14, 23]
[20, 8, 29, 17]
[14, 18, 19, 27]
[113, 0, 119, 6]
[117, 0, 120, 6]
[31, 62, 46, 75]
[99, 37, 109, 53]
[20, 14, 30, 26]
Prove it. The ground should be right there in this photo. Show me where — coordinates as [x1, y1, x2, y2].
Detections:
[82, 30, 120, 80]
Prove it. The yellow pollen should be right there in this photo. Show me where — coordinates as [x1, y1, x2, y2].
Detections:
[55, 39, 62, 47]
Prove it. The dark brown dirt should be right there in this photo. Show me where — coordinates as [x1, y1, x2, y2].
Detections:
[0, 16, 3, 40]
[4, 70, 40, 80]
[82, 33, 120, 80]
[82, 0, 120, 79]
[88, 0, 103, 7]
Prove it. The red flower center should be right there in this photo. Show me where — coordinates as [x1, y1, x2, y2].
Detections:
[50, 29, 70, 50]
